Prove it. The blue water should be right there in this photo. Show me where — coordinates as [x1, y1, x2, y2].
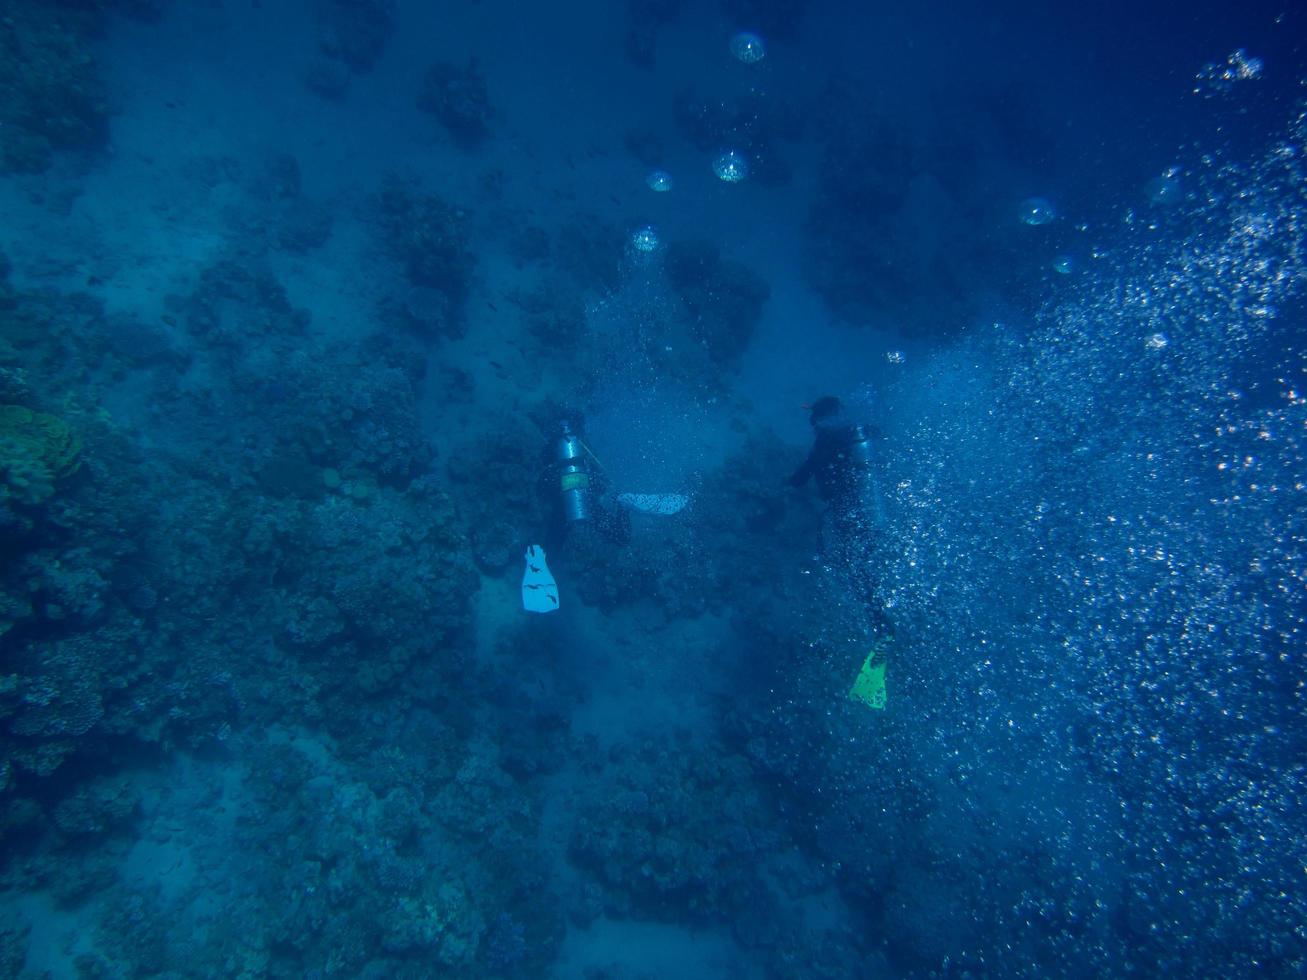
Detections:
[1, 1, 1304, 976]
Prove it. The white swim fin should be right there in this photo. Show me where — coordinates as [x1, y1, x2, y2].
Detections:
[616, 492, 689, 516]
[521, 545, 559, 613]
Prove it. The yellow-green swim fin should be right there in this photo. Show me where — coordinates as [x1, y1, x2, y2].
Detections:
[849, 638, 889, 710]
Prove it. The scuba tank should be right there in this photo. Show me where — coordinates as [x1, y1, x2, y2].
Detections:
[846, 424, 874, 472]
[556, 421, 591, 522]
[845, 423, 887, 529]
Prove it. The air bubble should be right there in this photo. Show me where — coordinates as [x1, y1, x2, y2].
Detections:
[630, 225, 660, 253]
[713, 150, 750, 183]
[1018, 197, 1057, 226]
[730, 32, 765, 64]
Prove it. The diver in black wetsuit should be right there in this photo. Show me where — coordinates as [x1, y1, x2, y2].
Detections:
[788, 396, 878, 528]
[788, 395, 889, 632]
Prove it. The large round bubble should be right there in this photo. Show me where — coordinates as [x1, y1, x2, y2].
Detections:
[713, 150, 749, 183]
[730, 32, 765, 64]
[646, 170, 673, 193]
[630, 225, 660, 253]
[1017, 196, 1057, 225]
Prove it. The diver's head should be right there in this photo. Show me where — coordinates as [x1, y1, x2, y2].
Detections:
[808, 396, 842, 428]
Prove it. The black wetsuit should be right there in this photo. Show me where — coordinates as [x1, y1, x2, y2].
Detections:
[788, 416, 874, 530]
[790, 410, 888, 632]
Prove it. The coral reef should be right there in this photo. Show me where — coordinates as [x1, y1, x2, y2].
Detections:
[0, 250, 481, 846]
[416, 60, 494, 146]
[375, 175, 476, 334]
[569, 736, 780, 922]
[446, 413, 550, 575]
[0, 1, 109, 173]
[0, 404, 81, 509]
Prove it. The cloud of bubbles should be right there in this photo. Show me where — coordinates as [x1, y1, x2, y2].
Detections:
[864, 93, 1306, 970]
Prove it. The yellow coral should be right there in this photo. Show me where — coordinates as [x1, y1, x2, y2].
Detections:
[0, 404, 81, 506]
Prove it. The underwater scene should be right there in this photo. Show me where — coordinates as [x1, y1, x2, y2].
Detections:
[1, 1, 1305, 977]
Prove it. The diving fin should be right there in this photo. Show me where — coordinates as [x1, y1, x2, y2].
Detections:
[849, 636, 889, 710]
[521, 545, 559, 613]
[616, 492, 689, 515]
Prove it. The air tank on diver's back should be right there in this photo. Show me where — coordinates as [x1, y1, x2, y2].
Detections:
[846, 423, 887, 529]
[556, 421, 591, 522]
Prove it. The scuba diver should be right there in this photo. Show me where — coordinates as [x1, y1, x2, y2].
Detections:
[788, 395, 892, 708]
[544, 417, 631, 555]
[788, 395, 887, 537]
[522, 416, 631, 613]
